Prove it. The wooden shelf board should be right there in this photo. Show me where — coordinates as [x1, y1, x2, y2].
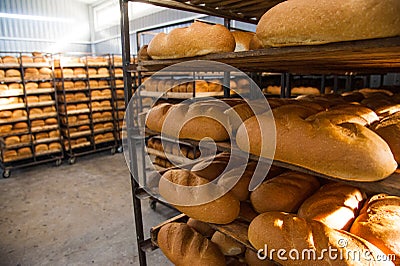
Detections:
[138, 37, 400, 74]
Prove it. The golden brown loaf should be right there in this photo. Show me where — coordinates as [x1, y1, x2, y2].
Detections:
[231, 31, 256, 52]
[6, 69, 21, 78]
[25, 82, 38, 90]
[256, 0, 400, 47]
[374, 123, 400, 164]
[350, 194, 400, 265]
[157, 222, 225, 266]
[211, 231, 245, 256]
[236, 104, 397, 181]
[35, 144, 48, 153]
[18, 147, 32, 156]
[298, 183, 365, 231]
[49, 142, 61, 150]
[5, 136, 20, 146]
[248, 212, 394, 266]
[147, 21, 235, 59]
[159, 169, 240, 224]
[186, 218, 215, 238]
[2, 56, 18, 64]
[250, 171, 320, 213]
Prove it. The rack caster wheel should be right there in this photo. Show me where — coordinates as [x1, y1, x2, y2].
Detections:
[55, 159, 62, 167]
[111, 147, 116, 155]
[150, 199, 157, 211]
[68, 157, 76, 164]
[117, 146, 123, 153]
[3, 170, 10, 178]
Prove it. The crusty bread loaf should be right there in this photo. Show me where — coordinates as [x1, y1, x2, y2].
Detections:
[35, 144, 48, 153]
[0, 110, 12, 119]
[186, 218, 215, 237]
[25, 82, 38, 90]
[231, 31, 256, 52]
[147, 101, 230, 141]
[20, 55, 33, 64]
[159, 169, 240, 224]
[211, 231, 245, 256]
[31, 120, 45, 128]
[350, 194, 400, 264]
[298, 183, 365, 230]
[0, 125, 12, 133]
[256, 0, 400, 47]
[35, 132, 48, 140]
[374, 123, 400, 164]
[147, 21, 235, 59]
[5, 136, 20, 146]
[6, 69, 21, 77]
[49, 142, 61, 150]
[14, 122, 28, 129]
[248, 212, 394, 266]
[13, 109, 27, 118]
[2, 56, 18, 64]
[158, 222, 225, 266]
[236, 104, 398, 181]
[18, 147, 32, 156]
[250, 171, 320, 213]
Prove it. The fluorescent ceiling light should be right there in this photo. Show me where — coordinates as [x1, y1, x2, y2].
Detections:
[0, 12, 72, 23]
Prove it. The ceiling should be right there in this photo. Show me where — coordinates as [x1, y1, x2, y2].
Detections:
[74, 0, 104, 5]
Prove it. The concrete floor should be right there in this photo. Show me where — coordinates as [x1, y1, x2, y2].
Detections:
[0, 152, 176, 266]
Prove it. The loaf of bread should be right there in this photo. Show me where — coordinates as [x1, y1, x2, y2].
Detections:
[298, 183, 365, 230]
[158, 222, 225, 266]
[38, 95, 52, 102]
[231, 31, 256, 52]
[3, 150, 17, 160]
[2, 56, 18, 64]
[18, 147, 32, 156]
[88, 68, 97, 76]
[31, 120, 45, 128]
[350, 194, 400, 264]
[251, 171, 320, 213]
[24, 68, 39, 79]
[186, 218, 215, 237]
[0, 125, 12, 133]
[35, 144, 48, 153]
[147, 21, 235, 59]
[159, 169, 240, 224]
[35, 132, 49, 140]
[146, 101, 230, 141]
[74, 81, 86, 89]
[374, 121, 400, 164]
[211, 231, 245, 256]
[5, 136, 20, 146]
[20, 55, 33, 64]
[49, 130, 60, 138]
[256, 0, 400, 47]
[49, 142, 61, 150]
[6, 69, 21, 78]
[25, 82, 38, 91]
[14, 122, 28, 130]
[236, 104, 398, 181]
[97, 68, 109, 76]
[45, 118, 57, 125]
[73, 68, 86, 76]
[248, 212, 394, 266]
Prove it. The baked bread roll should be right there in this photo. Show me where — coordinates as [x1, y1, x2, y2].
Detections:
[256, 0, 400, 47]
[350, 194, 400, 264]
[94, 134, 104, 142]
[159, 169, 240, 224]
[88, 68, 97, 76]
[73, 68, 86, 76]
[97, 68, 109, 76]
[14, 122, 28, 130]
[103, 132, 113, 139]
[101, 89, 111, 97]
[0, 70, 4, 79]
[20, 134, 31, 143]
[35, 144, 48, 153]
[115, 79, 123, 86]
[92, 112, 102, 119]
[231, 31, 256, 52]
[89, 80, 99, 88]
[76, 103, 88, 110]
[249, 212, 394, 266]
[94, 123, 103, 130]
[211, 231, 245, 256]
[74, 81, 86, 89]
[31, 120, 45, 127]
[374, 122, 400, 164]
[6, 69, 21, 78]
[2, 56, 18, 64]
[13, 109, 27, 118]
[0, 125, 12, 133]
[49, 142, 61, 150]
[38, 67, 52, 77]
[35, 132, 49, 140]
[100, 100, 110, 107]
[62, 81, 74, 89]
[18, 147, 32, 156]
[45, 118, 57, 125]
[29, 108, 43, 117]
[114, 68, 123, 75]
[298, 183, 365, 230]
[38, 95, 52, 102]
[49, 130, 60, 138]
[42, 106, 55, 113]
[158, 222, 225, 266]
[236, 104, 398, 181]
[76, 137, 87, 144]
[74, 92, 86, 100]
[251, 171, 320, 213]
[5, 136, 20, 145]
[27, 95, 39, 103]
[91, 101, 101, 108]
[20, 55, 33, 64]
[0, 110, 13, 119]
[25, 82, 38, 91]
[3, 150, 17, 159]
[24, 68, 39, 79]
[78, 125, 90, 131]
[101, 111, 112, 119]
[147, 21, 235, 59]
[8, 83, 22, 90]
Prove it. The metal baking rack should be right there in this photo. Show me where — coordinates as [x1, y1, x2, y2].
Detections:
[0, 51, 63, 178]
[119, 0, 400, 265]
[55, 53, 119, 164]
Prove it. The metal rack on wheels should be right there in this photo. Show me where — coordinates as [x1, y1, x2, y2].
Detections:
[119, 1, 400, 265]
[0, 52, 63, 178]
[55, 53, 119, 164]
